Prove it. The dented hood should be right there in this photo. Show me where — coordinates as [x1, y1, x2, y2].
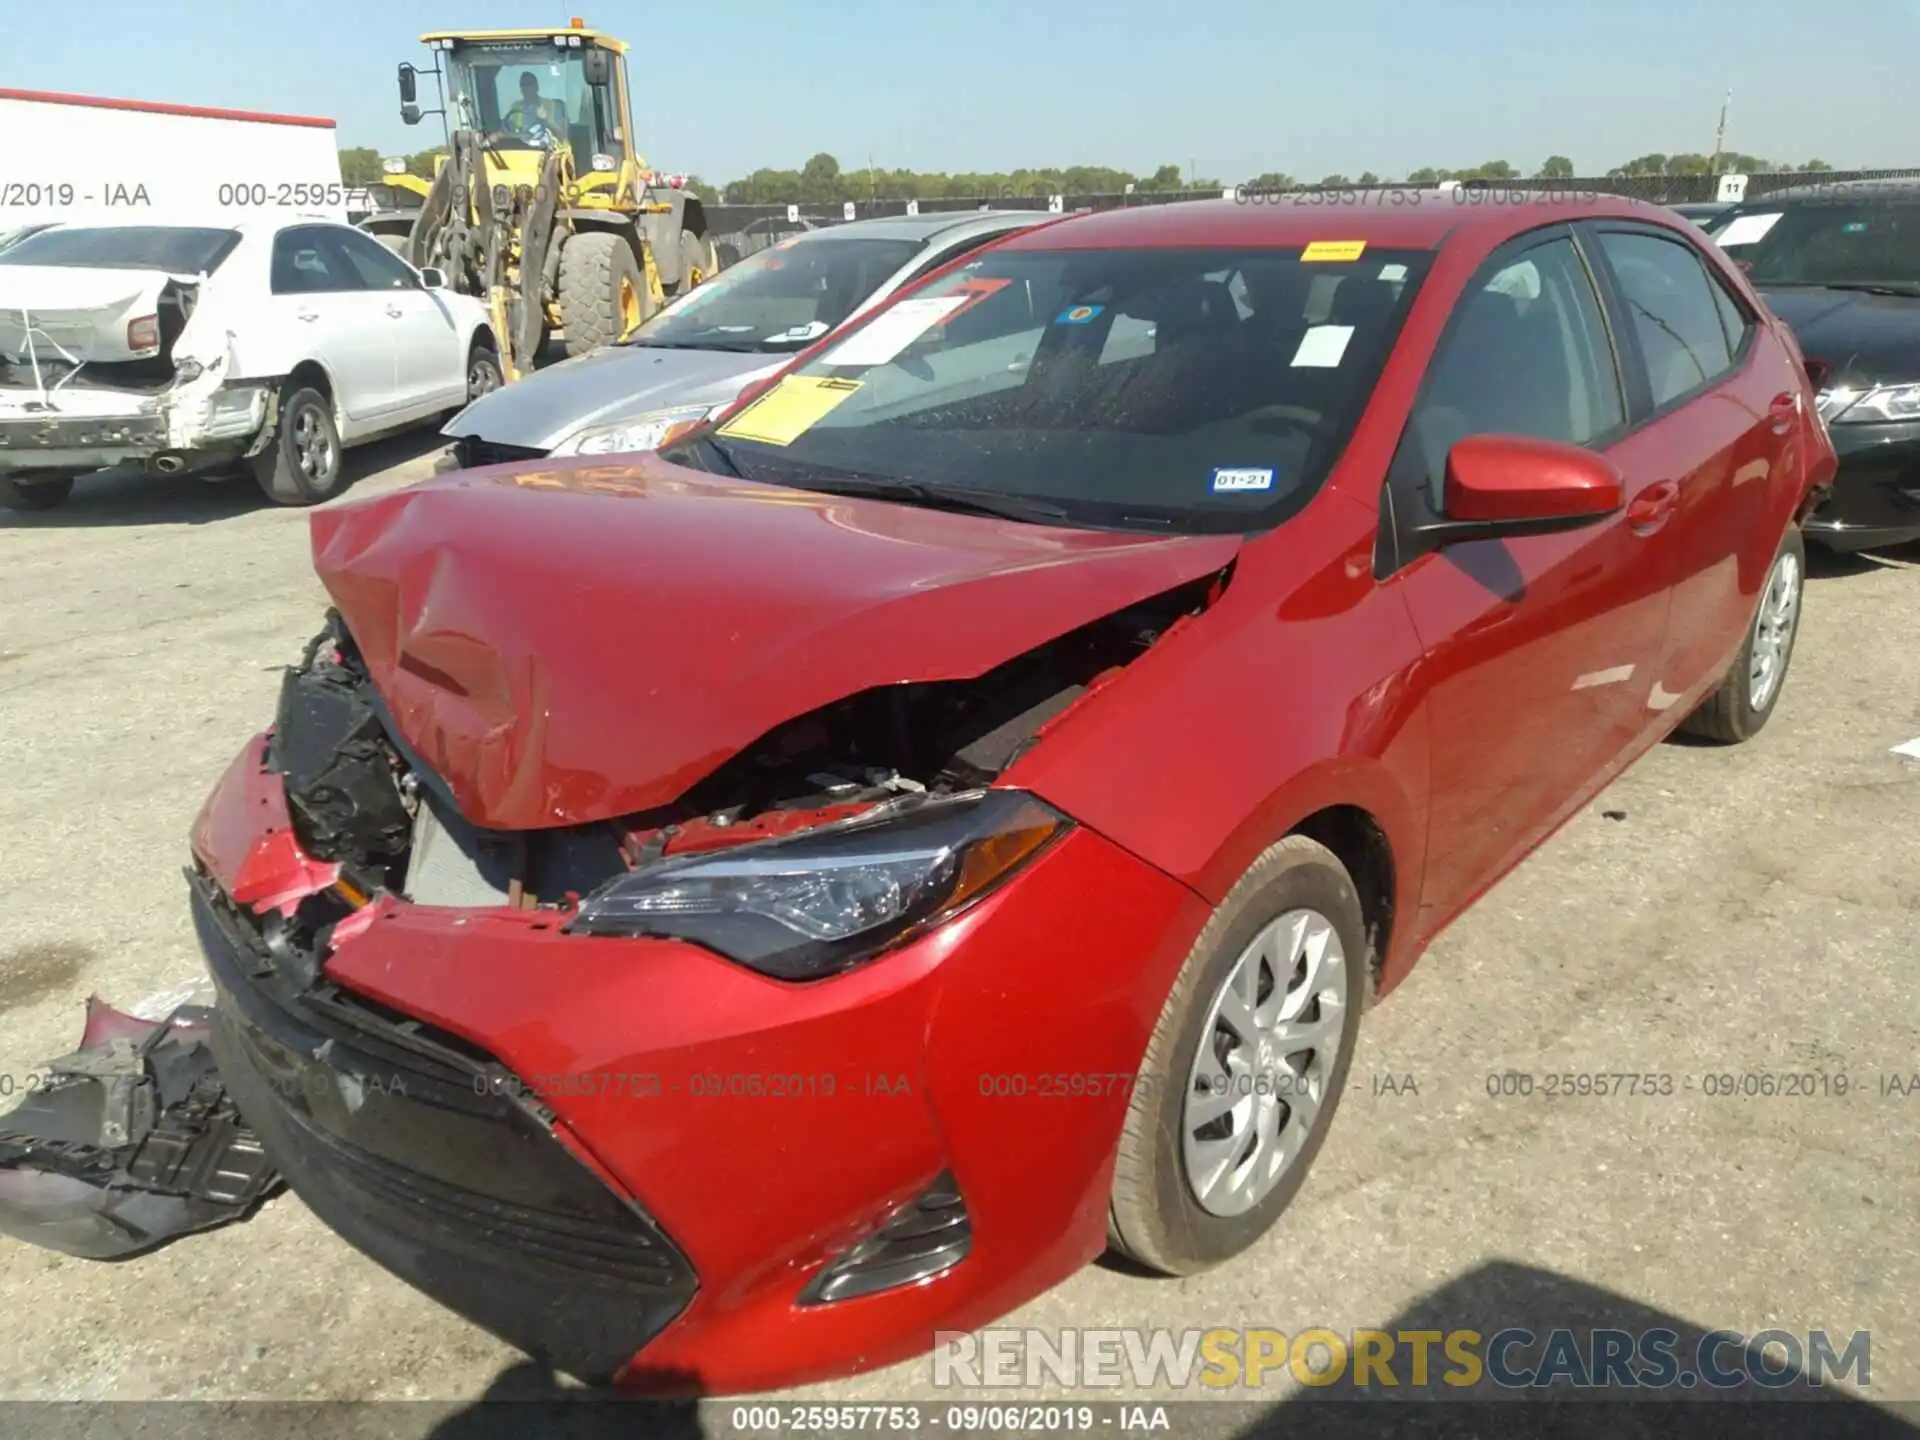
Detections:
[309, 458, 1241, 830]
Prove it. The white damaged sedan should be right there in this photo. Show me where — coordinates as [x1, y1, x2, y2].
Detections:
[0, 216, 500, 510]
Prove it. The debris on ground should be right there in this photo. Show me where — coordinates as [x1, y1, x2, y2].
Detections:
[0, 996, 279, 1259]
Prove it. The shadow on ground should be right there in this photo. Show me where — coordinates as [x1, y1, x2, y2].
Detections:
[0, 429, 448, 531]
[1231, 1259, 1914, 1438]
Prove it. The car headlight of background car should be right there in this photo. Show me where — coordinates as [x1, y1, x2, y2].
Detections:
[549, 405, 717, 456]
[567, 790, 1069, 979]
[1822, 382, 1920, 424]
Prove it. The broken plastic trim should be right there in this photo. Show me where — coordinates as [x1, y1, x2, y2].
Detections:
[0, 997, 279, 1260]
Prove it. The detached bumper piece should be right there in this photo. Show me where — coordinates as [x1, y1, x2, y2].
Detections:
[800, 1171, 973, 1305]
[189, 871, 699, 1382]
[0, 998, 278, 1260]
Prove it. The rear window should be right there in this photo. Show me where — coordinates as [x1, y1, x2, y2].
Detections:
[1723, 196, 1920, 289]
[0, 226, 241, 274]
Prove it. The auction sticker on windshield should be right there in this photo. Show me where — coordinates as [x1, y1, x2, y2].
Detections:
[1714, 212, 1782, 247]
[818, 295, 973, 367]
[1211, 467, 1274, 492]
[1301, 240, 1367, 261]
[717, 375, 863, 446]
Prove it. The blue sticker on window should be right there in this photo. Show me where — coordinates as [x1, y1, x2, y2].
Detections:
[1055, 304, 1105, 324]
[1841, 221, 1868, 233]
[1211, 467, 1274, 492]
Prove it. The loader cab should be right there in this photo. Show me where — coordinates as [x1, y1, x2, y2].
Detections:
[412, 26, 639, 199]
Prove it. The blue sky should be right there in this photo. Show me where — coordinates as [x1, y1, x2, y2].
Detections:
[10, 0, 1918, 182]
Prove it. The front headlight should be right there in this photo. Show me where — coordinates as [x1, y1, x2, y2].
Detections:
[1827, 382, 1920, 425]
[566, 790, 1069, 980]
[549, 405, 715, 456]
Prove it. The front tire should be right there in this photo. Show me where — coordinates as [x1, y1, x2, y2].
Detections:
[0, 472, 75, 511]
[1679, 525, 1805, 744]
[1109, 835, 1367, 1275]
[558, 231, 650, 356]
[465, 340, 503, 404]
[253, 385, 345, 506]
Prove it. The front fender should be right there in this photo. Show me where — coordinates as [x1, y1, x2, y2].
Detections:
[1004, 491, 1431, 978]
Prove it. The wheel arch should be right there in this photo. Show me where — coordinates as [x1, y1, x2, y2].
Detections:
[282, 358, 342, 430]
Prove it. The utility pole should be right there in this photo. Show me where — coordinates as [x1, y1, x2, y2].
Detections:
[1709, 89, 1731, 174]
[868, 153, 876, 206]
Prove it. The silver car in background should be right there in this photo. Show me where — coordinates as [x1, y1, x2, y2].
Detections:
[439, 210, 1053, 468]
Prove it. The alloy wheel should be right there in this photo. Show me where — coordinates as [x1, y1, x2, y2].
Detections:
[1748, 549, 1801, 712]
[1182, 908, 1350, 1217]
[291, 405, 336, 484]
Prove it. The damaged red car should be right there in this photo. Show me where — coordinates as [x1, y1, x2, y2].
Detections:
[183, 195, 1834, 1394]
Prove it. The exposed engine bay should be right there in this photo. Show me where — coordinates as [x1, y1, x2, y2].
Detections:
[269, 573, 1226, 925]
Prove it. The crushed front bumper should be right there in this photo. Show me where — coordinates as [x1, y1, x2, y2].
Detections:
[186, 735, 1209, 1392]
[191, 868, 700, 1380]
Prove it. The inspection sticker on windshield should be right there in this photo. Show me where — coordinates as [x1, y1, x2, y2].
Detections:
[818, 295, 972, 367]
[1292, 324, 1354, 367]
[1211, 467, 1274, 492]
[1301, 240, 1367, 262]
[717, 375, 862, 446]
[1713, 212, 1781, 247]
[1055, 304, 1105, 324]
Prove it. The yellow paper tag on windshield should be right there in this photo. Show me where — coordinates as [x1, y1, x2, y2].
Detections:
[1301, 240, 1367, 262]
[717, 375, 863, 447]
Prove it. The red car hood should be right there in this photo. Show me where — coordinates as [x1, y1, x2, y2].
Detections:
[308, 458, 1240, 830]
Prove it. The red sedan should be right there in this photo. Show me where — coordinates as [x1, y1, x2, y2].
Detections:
[186, 192, 1834, 1394]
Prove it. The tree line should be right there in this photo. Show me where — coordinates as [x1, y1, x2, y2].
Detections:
[338, 147, 1840, 200]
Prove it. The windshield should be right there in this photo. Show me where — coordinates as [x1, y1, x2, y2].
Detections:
[443, 39, 613, 168]
[1718, 197, 1920, 289]
[668, 245, 1433, 533]
[631, 236, 922, 352]
[0, 226, 240, 273]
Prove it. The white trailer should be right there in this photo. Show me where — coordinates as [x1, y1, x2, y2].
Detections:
[0, 88, 346, 233]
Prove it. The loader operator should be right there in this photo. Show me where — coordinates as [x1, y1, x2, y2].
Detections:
[503, 71, 568, 143]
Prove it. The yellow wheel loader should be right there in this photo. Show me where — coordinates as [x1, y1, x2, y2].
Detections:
[359, 21, 721, 382]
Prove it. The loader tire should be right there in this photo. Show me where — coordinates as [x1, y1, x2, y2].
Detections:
[676, 228, 717, 295]
[559, 232, 650, 356]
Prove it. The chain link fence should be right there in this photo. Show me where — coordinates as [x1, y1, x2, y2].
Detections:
[703, 168, 1920, 259]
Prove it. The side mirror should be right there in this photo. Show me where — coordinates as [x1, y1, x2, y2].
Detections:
[419, 267, 447, 290]
[1413, 434, 1624, 549]
[582, 46, 612, 87]
[401, 103, 422, 126]
[397, 63, 418, 105]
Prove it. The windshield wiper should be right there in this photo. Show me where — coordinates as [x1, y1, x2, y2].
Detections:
[785, 473, 1071, 524]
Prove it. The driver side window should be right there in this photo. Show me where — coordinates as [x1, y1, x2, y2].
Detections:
[1390, 235, 1624, 513]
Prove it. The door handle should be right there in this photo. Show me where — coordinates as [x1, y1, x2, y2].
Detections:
[295, 308, 319, 322]
[1768, 391, 1800, 434]
[385, 305, 405, 318]
[1627, 480, 1680, 533]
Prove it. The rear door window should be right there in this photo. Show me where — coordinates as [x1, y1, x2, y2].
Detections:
[1592, 231, 1737, 409]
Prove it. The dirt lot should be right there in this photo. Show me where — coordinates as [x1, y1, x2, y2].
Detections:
[0, 448, 1916, 1421]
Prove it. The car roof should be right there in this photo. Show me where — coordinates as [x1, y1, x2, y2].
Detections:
[994, 192, 1679, 253]
[785, 210, 1049, 244]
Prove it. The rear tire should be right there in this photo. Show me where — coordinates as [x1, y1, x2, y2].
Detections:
[1679, 525, 1805, 744]
[252, 385, 346, 506]
[0, 472, 75, 511]
[1108, 834, 1367, 1276]
[558, 231, 650, 356]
